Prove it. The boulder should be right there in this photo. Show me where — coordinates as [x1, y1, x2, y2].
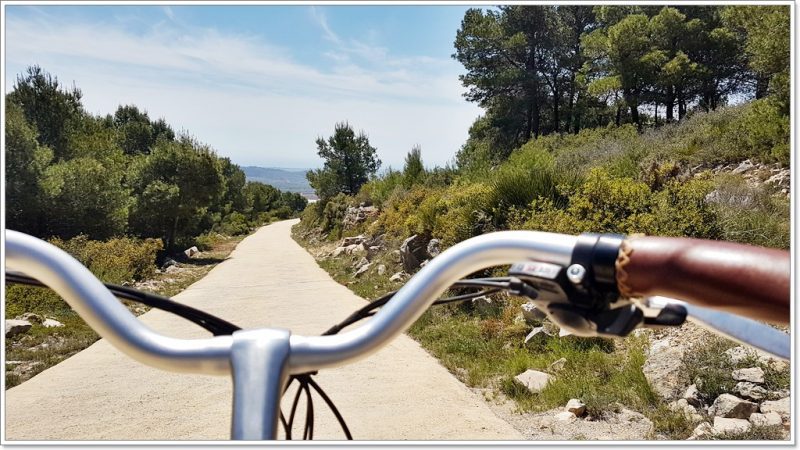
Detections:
[183, 246, 199, 258]
[42, 318, 64, 328]
[521, 302, 547, 324]
[342, 235, 366, 246]
[514, 369, 552, 394]
[353, 262, 371, 278]
[5, 319, 32, 338]
[733, 381, 768, 401]
[399, 234, 430, 273]
[689, 422, 713, 440]
[554, 411, 577, 423]
[713, 417, 751, 435]
[548, 357, 567, 372]
[377, 264, 387, 276]
[760, 397, 790, 422]
[732, 367, 764, 384]
[749, 412, 782, 427]
[708, 394, 758, 419]
[426, 239, 441, 258]
[682, 384, 702, 407]
[565, 399, 586, 417]
[642, 344, 686, 400]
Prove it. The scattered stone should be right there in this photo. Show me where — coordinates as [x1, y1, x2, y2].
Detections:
[726, 345, 788, 371]
[733, 381, 768, 401]
[331, 246, 348, 258]
[16, 313, 44, 324]
[390, 250, 402, 263]
[760, 397, 790, 422]
[731, 159, 754, 174]
[548, 357, 567, 372]
[5, 319, 32, 338]
[399, 234, 430, 273]
[565, 399, 586, 417]
[342, 206, 379, 229]
[514, 369, 552, 394]
[349, 243, 368, 256]
[724, 346, 751, 365]
[749, 412, 782, 427]
[713, 417, 751, 435]
[161, 258, 178, 270]
[554, 411, 577, 423]
[708, 394, 758, 419]
[732, 367, 764, 384]
[642, 344, 686, 400]
[377, 264, 387, 276]
[689, 422, 713, 440]
[353, 257, 369, 270]
[389, 272, 406, 282]
[682, 384, 702, 407]
[669, 398, 698, 415]
[524, 326, 553, 344]
[367, 246, 382, 258]
[165, 265, 181, 274]
[42, 318, 64, 328]
[426, 239, 441, 258]
[521, 302, 547, 324]
[342, 235, 366, 246]
[183, 246, 199, 258]
[353, 263, 371, 278]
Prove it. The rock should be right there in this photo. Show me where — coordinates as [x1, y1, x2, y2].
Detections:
[399, 234, 430, 273]
[749, 412, 782, 427]
[426, 239, 441, 258]
[368, 246, 382, 258]
[514, 369, 552, 394]
[342, 206, 379, 229]
[165, 265, 180, 274]
[183, 246, 199, 258]
[331, 246, 348, 258]
[669, 398, 698, 415]
[765, 170, 790, 189]
[689, 422, 713, 440]
[724, 346, 751, 364]
[524, 326, 553, 344]
[733, 381, 768, 401]
[642, 344, 686, 400]
[377, 264, 387, 276]
[615, 408, 654, 433]
[349, 243, 368, 256]
[554, 411, 577, 423]
[16, 313, 44, 324]
[708, 394, 758, 419]
[682, 384, 702, 407]
[548, 357, 567, 372]
[353, 262, 371, 278]
[732, 367, 764, 384]
[731, 159, 754, 174]
[389, 272, 406, 282]
[342, 235, 366, 246]
[161, 257, 178, 270]
[353, 257, 369, 270]
[565, 399, 586, 417]
[471, 296, 494, 315]
[390, 250, 402, 263]
[521, 302, 547, 324]
[42, 318, 64, 328]
[713, 417, 751, 435]
[725, 345, 789, 371]
[5, 319, 32, 338]
[760, 397, 790, 421]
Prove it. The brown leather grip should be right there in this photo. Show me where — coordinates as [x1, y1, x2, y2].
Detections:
[617, 237, 790, 325]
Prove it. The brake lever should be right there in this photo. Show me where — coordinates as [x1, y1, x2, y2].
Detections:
[644, 297, 790, 361]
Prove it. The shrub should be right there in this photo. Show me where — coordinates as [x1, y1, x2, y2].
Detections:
[50, 234, 162, 284]
[195, 231, 226, 251]
[216, 212, 251, 236]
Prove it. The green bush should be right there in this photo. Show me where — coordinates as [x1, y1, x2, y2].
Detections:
[195, 231, 226, 251]
[50, 235, 162, 284]
[216, 212, 251, 236]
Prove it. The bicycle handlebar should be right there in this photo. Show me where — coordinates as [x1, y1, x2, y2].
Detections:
[618, 236, 790, 325]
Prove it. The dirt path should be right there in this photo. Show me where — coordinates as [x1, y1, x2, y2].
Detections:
[5, 219, 522, 441]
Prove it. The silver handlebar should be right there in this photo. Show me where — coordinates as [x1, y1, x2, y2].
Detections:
[5, 229, 577, 376]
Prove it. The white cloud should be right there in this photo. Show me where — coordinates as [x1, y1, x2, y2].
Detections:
[5, 10, 480, 169]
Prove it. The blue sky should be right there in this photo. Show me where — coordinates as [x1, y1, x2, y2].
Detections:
[4, 4, 486, 169]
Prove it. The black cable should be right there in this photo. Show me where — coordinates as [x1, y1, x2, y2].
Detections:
[305, 375, 353, 439]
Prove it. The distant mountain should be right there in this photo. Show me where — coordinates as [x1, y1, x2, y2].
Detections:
[242, 166, 317, 200]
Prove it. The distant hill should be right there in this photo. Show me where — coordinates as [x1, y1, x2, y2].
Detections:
[241, 166, 317, 200]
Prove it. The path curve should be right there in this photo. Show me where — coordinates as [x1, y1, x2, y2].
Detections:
[5, 219, 522, 441]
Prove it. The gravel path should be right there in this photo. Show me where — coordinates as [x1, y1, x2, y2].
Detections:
[4, 219, 522, 441]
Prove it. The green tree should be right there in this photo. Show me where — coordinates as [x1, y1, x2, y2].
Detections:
[244, 182, 281, 219]
[6, 65, 83, 160]
[402, 145, 425, 188]
[5, 102, 53, 236]
[128, 137, 224, 250]
[307, 122, 381, 200]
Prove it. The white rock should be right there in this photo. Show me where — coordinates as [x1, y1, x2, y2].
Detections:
[565, 399, 586, 417]
[713, 417, 751, 435]
[708, 394, 758, 419]
[731, 159, 754, 174]
[42, 318, 64, 328]
[521, 302, 547, 324]
[682, 384, 702, 407]
[331, 246, 348, 258]
[760, 397, 790, 421]
[524, 326, 553, 344]
[554, 411, 577, 423]
[183, 246, 199, 258]
[389, 272, 406, 282]
[341, 235, 365, 246]
[16, 313, 44, 324]
[514, 369, 552, 394]
[732, 367, 764, 384]
[689, 422, 713, 440]
[377, 264, 387, 276]
[353, 256, 369, 270]
[353, 263, 371, 278]
[733, 381, 768, 401]
[749, 412, 782, 427]
[643, 344, 686, 400]
[548, 357, 567, 372]
[5, 319, 32, 338]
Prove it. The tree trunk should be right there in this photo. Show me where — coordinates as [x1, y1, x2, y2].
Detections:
[615, 104, 622, 127]
[566, 74, 576, 134]
[553, 81, 560, 133]
[677, 87, 686, 120]
[665, 86, 675, 123]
